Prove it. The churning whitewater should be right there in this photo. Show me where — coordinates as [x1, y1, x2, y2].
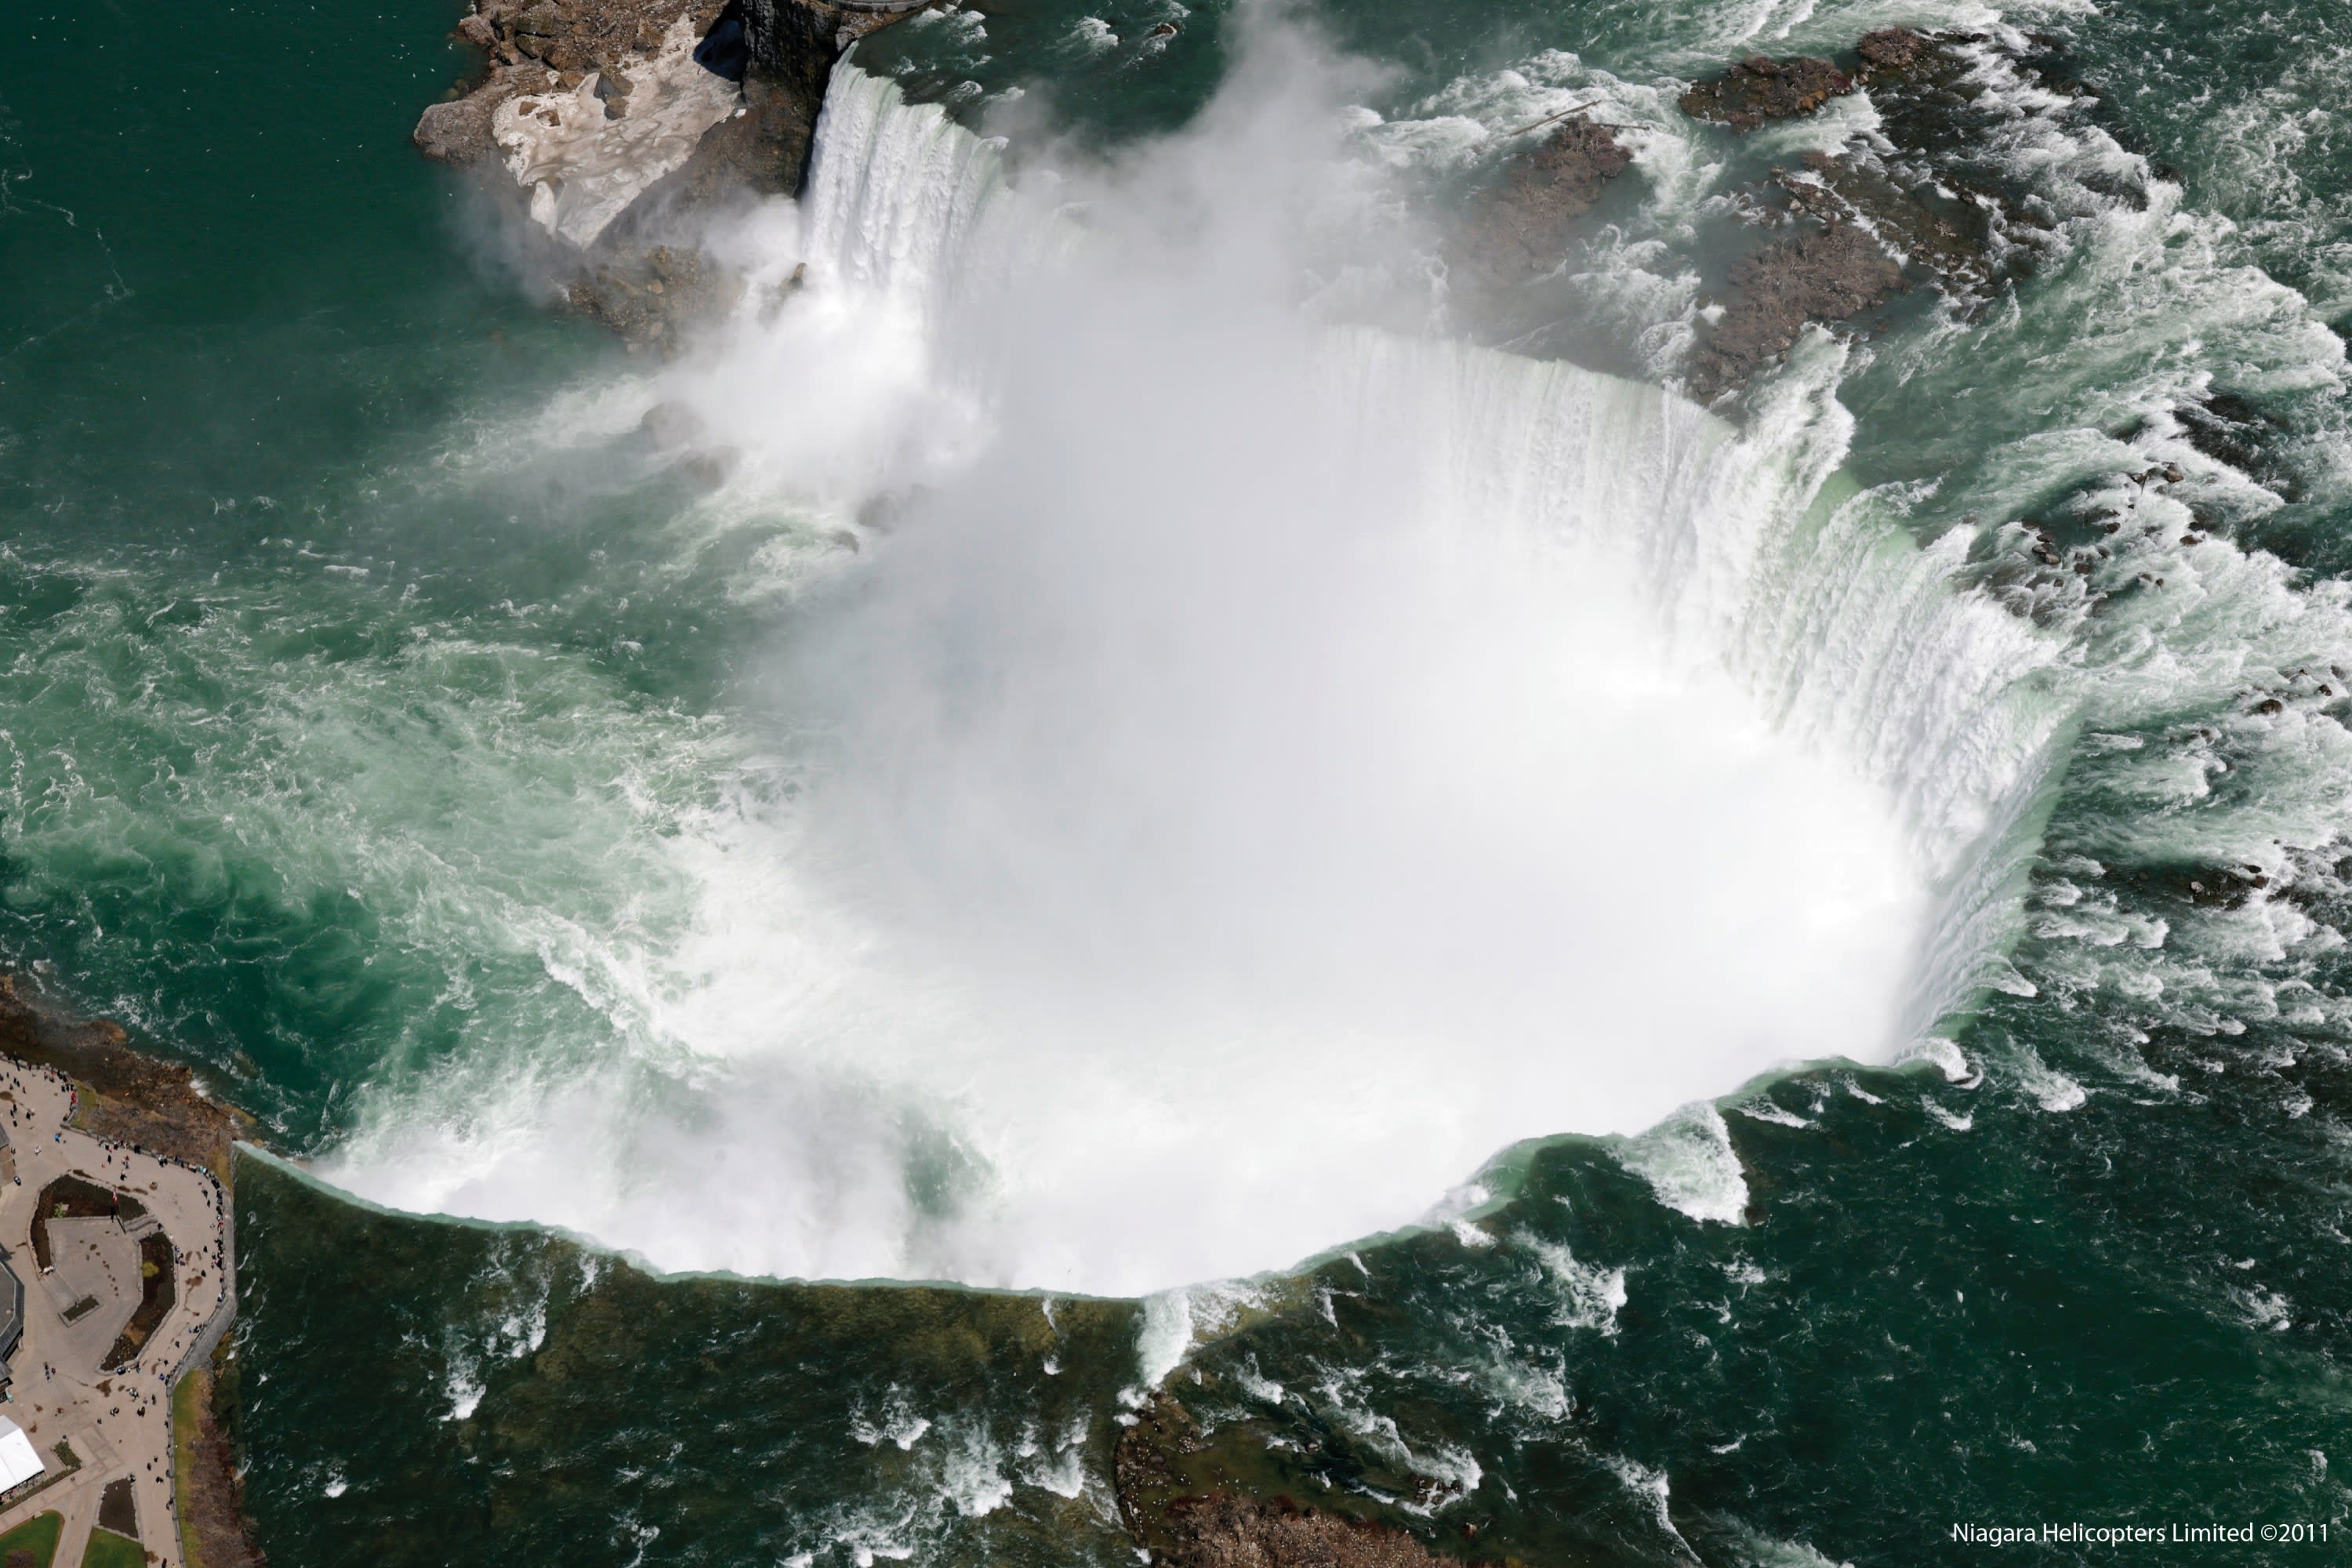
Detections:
[315, 45, 2058, 1294]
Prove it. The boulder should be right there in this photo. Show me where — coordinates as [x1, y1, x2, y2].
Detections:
[1857, 27, 1929, 74]
[1689, 221, 1902, 397]
[1475, 119, 1634, 273]
[638, 399, 703, 448]
[1680, 54, 1854, 129]
[515, 2, 570, 37]
[412, 86, 510, 163]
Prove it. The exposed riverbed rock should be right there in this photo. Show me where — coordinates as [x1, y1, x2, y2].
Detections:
[1145, 1494, 1465, 1568]
[1477, 118, 1634, 274]
[1679, 25, 2089, 397]
[1679, 53, 1854, 129]
[1778, 149, 1991, 294]
[567, 241, 744, 350]
[1855, 25, 1931, 76]
[1690, 221, 1900, 398]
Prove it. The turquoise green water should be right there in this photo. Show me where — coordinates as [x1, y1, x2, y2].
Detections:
[8, 0, 2352, 1562]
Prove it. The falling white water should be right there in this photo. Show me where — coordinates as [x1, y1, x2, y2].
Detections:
[320, 50, 2066, 1295]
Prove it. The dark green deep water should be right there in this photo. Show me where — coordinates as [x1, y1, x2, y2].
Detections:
[8, 0, 2352, 1563]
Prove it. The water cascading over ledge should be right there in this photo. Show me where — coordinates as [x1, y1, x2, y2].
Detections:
[321, 58, 2078, 1298]
[796, 60, 2074, 1029]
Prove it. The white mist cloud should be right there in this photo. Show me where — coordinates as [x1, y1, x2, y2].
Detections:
[324, 7, 1929, 1294]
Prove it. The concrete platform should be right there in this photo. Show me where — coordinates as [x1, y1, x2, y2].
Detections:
[0, 1063, 232, 1568]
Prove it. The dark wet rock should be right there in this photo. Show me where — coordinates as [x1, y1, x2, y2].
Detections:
[1778, 149, 1991, 294]
[856, 484, 927, 532]
[693, 5, 750, 80]
[638, 399, 703, 447]
[413, 84, 513, 162]
[2177, 392, 2300, 499]
[1477, 119, 1634, 274]
[1680, 53, 1853, 130]
[743, 0, 927, 74]
[1856, 26, 1929, 75]
[594, 65, 635, 114]
[677, 446, 742, 488]
[1690, 222, 1900, 399]
[567, 243, 745, 355]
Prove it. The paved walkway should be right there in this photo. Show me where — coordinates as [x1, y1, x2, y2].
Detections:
[0, 1062, 231, 1568]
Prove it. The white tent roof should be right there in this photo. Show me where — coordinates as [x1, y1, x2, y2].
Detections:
[0, 1417, 43, 1490]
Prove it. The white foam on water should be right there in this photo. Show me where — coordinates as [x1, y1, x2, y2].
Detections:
[1519, 1234, 1628, 1333]
[443, 1353, 485, 1423]
[1729, 1529, 1857, 1568]
[1613, 1103, 1751, 1225]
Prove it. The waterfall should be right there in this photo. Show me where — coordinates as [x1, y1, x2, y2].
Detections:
[322, 61, 2079, 1294]
[797, 65, 2066, 1035]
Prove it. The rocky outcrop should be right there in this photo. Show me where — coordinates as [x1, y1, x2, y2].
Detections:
[1775, 149, 1989, 295]
[1854, 26, 1930, 76]
[414, 87, 509, 164]
[1689, 221, 1900, 398]
[1677, 26, 2082, 398]
[0, 978, 249, 1173]
[494, 13, 742, 248]
[1145, 1494, 1466, 1568]
[1476, 119, 1633, 274]
[1679, 53, 1853, 129]
[415, 0, 728, 163]
[416, 0, 922, 212]
[417, 0, 923, 352]
[565, 241, 743, 353]
[415, 0, 742, 244]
